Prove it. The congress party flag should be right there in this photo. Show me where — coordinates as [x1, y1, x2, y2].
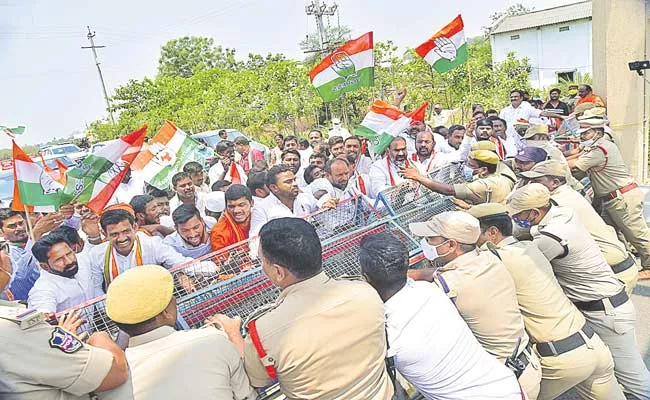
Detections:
[415, 15, 468, 74]
[12, 141, 62, 212]
[1, 126, 25, 138]
[355, 100, 411, 154]
[309, 32, 374, 102]
[62, 125, 147, 213]
[131, 121, 208, 190]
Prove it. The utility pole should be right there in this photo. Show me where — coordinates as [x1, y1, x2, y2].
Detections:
[305, 0, 338, 57]
[81, 26, 115, 124]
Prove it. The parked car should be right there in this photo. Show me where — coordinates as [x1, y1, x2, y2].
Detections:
[191, 129, 270, 167]
[34, 155, 76, 171]
[0, 170, 13, 208]
[41, 144, 87, 164]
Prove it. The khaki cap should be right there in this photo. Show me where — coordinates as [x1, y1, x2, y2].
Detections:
[523, 124, 549, 139]
[469, 150, 499, 165]
[506, 183, 551, 216]
[409, 211, 480, 244]
[521, 159, 568, 179]
[106, 265, 174, 324]
[578, 107, 606, 120]
[468, 203, 509, 219]
[573, 102, 596, 115]
[471, 141, 497, 152]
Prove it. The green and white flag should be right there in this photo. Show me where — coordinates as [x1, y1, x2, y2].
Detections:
[1, 126, 25, 137]
[309, 32, 374, 102]
[131, 121, 210, 190]
[355, 99, 411, 154]
[415, 15, 468, 74]
[12, 141, 61, 212]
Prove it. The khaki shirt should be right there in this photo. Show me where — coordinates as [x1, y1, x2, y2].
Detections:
[454, 162, 516, 204]
[531, 206, 624, 303]
[574, 137, 635, 196]
[551, 184, 628, 266]
[434, 249, 527, 362]
[492, 237, 586, 343]
[0, 305, 114, 399]
[123, 326, 255, 400]
[244, 272, 393, 400]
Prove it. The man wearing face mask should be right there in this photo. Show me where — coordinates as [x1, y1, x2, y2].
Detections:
[568, 124, 650, 280]
[368, 136, 410, 198]
[522, 160, 638, 293]
[402, 150, 516, 205]
[507, 184, 650, 399]
[562, 85, 580, 112]
[408, 211, 540, 399]
[468, 203, 625, 400]
[28, 232, 100, 313]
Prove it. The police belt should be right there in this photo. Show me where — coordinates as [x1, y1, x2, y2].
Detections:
[536, 324, 595, 357]
[506, 342, 533, 378]
[610, 254, 635, 274]
[573, 288, 629, 312]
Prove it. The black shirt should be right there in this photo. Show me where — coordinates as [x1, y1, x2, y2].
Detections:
[543, 100, 570, 116]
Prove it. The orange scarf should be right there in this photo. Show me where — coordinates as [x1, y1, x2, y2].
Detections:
[104, 236, 143, 288]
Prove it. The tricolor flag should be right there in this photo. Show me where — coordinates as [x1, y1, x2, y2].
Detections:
[12, 141, 62, 212]
[62, 125, 147, 213]
[415, 15, 468, 74]
[309, 32, 374, 102]
[406, 101, 430, 122]
[1, 126, 25, 138]
[132, 121, 209, 190]
[355, 100, 412, 154]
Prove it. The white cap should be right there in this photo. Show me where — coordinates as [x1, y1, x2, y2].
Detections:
[205, 191, 225, 213]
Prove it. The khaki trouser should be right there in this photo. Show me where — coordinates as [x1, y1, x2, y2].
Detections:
[583, 300, 650, 400]
[519, 349, 542, 400]
[603, 188, 650, 268]
[614, 261, 638, 296]
[537, 332, 624, 400]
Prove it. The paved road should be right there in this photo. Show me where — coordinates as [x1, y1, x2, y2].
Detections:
[558, 278, 650, 399]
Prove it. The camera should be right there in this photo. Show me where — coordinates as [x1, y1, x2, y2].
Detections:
[628, 60, 650, 76]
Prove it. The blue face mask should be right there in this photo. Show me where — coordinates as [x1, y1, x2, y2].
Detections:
[463, 166, 474, 181]
[512, 216, 532, 228]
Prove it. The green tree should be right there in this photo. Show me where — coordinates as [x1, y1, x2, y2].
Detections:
[158, 36, 239, 78]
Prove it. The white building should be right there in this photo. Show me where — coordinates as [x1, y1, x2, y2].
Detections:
[490, 1, 592, 90]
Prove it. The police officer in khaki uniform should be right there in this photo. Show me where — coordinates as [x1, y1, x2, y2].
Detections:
[569, 123, 650, 280]
[408, 211, 541, 399]
[522, 124, 583, 191]
[104, 264, 257, 400]
[468, 203, 624, 400]
[522, 160, 638, 293]
[210, 218, 393, 400]
[507, 184, 650, 399]
[0, 301, 129, 399]
[402, 150, 516, 204]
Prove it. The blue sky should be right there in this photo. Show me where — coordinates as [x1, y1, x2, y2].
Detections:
[0, 0, 576, 148]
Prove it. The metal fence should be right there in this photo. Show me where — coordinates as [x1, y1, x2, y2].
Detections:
[304, 195, 380, 241]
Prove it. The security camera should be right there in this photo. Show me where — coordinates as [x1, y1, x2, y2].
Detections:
[629, 60, 650, 76]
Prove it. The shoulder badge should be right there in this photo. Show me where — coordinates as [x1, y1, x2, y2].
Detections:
[337, 274, 364, 282]
[49, 327, 83, 354]
[244, 301, 281, 327]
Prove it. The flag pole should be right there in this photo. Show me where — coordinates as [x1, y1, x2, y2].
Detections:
[24, 210, 35, 242]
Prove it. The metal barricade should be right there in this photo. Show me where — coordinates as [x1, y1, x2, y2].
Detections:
[304, 195, 379, 241]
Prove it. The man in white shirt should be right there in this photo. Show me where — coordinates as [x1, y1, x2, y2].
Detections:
[344, 136, 372, 174]
[308, 158, 359, 206]
[327, 117, 350, 139]
[410, 131, 457, 176]
[368, 136, 410, 198]
[28, 229, 99, 313]
[88, 205, 192, 292]
[107, 168, 145, 206]
[359, 231, 524, 400]
[437, 124, 465, 155]
[168, 171, 207, 217]
[208, 140, 247, 186]
[281, 149, 307, 189]
[183, 161, 210, 193]
[250, 164, 335, 237]
[163, 204, 212, 259]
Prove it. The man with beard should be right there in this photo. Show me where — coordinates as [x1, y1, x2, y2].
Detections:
[130, 194, 174, 238]
[308, 158, 357, 206]
[250, 165, 336, 237]
[368, 136, 410, 198]
[543, 88, 570, 133]
[0, 209, 65, 301]
[29, 231, 100, 313]
[344, 136, 372, 174]
[410, 131, 458, 175]
[328, 136, 345, 158]
[169, 171, 207, 217]
[281, 149, 306, 188]
[437, 124, 465, 154]
[488, 116, 518, 159]
[458, 118, 494, 161]
[211, 185, 254, 251]
[88, 205, 192, 292]
[163, 204, 212, 258]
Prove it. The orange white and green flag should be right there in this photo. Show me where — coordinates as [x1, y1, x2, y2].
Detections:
[415, 15, 468, 74]
[309, 32, 374, 102]
[12, 141, 62, 213]
[355, 100, 411, 154]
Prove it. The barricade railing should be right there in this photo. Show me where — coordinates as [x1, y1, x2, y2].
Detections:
[304, 194, 380, 242]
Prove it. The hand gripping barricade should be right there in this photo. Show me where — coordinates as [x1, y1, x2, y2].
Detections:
[303, 194, 380, 242]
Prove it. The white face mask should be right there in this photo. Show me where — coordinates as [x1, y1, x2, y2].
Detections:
[420, 238, 450, 261]
[580, 138, 595, 148]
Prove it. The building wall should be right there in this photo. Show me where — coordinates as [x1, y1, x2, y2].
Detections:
[491, 18, 592, 90]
